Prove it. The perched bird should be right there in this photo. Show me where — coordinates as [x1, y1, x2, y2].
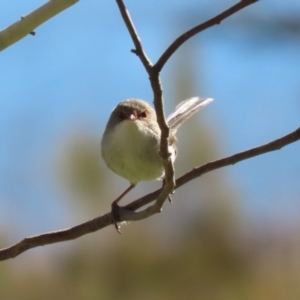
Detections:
[101, 97, 213, 231]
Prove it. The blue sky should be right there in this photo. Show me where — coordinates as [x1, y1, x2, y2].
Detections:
[0, 0, 299, 236]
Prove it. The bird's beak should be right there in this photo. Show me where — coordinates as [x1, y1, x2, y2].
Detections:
[128, 113, 136, 120]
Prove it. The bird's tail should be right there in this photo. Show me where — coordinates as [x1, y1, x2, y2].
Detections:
[167, 97, 213, 133]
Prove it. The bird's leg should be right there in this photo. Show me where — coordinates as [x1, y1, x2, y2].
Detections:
[162, 178, 175, 203]
[111, 183, 136, 233]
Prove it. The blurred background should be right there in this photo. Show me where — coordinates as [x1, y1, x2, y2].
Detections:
[0, 0, 300, 298]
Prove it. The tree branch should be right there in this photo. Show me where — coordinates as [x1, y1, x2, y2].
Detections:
[0, 0, 79, 51]
[115, 0, 175, 213]
[126, 126, 300, 212]
[154, 0, 259, 72]
[1, 126, 299, 261]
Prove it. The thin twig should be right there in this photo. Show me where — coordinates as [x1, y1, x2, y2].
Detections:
[154, 0, 258, 72]
[0, 0, 79, 51]
[115, 0, 152, 71]
[1, 126, 299, 261]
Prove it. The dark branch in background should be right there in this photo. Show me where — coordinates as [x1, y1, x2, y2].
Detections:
[1, 126, 299, 261]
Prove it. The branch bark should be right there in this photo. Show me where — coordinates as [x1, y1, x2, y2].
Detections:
[0, 0, 79, 51]
[1, 126, 299, 261]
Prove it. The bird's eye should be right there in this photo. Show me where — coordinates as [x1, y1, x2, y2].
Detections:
[140, 110, 148, 119]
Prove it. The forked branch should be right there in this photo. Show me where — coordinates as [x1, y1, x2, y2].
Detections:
[114, 0, 258, 219]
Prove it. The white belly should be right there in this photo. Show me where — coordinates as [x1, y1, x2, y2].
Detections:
[101, 120, 165, 184]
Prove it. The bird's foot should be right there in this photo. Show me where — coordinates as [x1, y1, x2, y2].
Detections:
[111, 203, 122, 234]
[167, 188, 176, 203]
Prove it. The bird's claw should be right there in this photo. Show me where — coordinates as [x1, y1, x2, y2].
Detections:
[111, 203, 122, 234]
[167, 194, 173, 203]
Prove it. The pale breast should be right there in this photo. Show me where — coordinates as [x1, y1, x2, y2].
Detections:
[101, 120, 164, 183]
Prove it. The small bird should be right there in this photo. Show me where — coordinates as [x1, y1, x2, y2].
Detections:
[101, 97, 213, 231]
